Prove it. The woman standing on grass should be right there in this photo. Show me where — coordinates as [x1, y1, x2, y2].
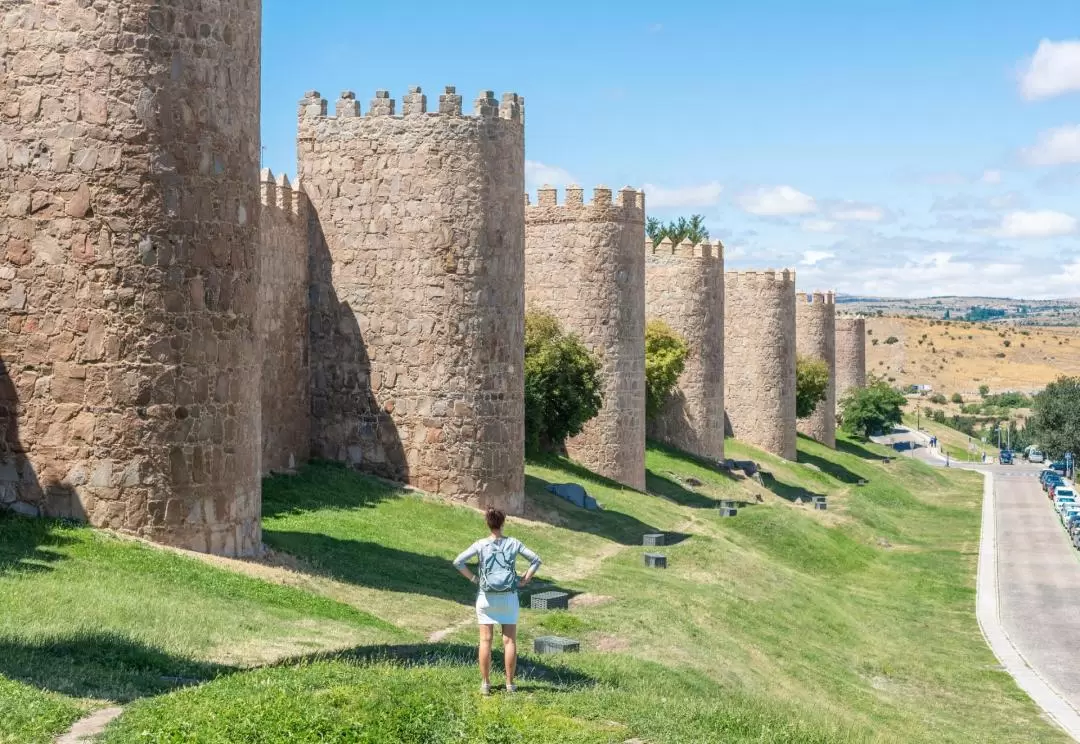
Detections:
[453, 507, 542, 696]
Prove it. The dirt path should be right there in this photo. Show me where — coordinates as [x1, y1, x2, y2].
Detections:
[55, 707, 123, 744]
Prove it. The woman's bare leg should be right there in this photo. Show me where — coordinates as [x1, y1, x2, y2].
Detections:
[479, 625, 493, 685]
[501, 624, 517, 686]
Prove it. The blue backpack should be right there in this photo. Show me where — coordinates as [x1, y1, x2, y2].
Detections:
[479, 539, 518, 593]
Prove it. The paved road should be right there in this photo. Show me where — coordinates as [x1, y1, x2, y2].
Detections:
[995, 465, 1080, 709]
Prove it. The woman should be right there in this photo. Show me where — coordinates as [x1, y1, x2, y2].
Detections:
[453, 507, 542, 695]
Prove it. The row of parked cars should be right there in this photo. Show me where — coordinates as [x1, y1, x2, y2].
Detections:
[1040, 466, 1080, 548]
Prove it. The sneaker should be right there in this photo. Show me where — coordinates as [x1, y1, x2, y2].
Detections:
[505, 683, 516, 694]
[480, 682, 491, 696]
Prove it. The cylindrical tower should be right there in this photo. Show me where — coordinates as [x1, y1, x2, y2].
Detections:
[836, 316, 867, 401]
[645, 238, 724, 461]
[0, 1, 262, 555]
[724, 270, 797, 460]
[524, 185, 646, 490]
[298, 87, 525, 513]
[796, 291, 837, 448]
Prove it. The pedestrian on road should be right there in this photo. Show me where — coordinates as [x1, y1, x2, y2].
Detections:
[453, 508, 542, 696]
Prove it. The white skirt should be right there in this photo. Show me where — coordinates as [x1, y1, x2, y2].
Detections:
[476, 591, 519, 625]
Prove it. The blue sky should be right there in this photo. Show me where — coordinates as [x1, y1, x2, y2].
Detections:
[262, 0, 1080, 298]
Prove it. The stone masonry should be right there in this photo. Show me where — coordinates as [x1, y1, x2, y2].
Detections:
[835, 316, 867, 402]
[724, 270, 797, 460]
[645, 238, 724, 461]
[1, 0, 263, 556]
[525, 185, 647, 490]
[796, 291, 836, 448]
[257, 169, 309, 474]
[297, 87, 526, 513]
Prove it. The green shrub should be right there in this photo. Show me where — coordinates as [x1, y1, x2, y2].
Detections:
[644, 320, 688, 418]
[840, 375, 906, 438]
[950, 392, 963, 404]
[524, 310, 603, 452]
[796, 355, 830, 419]
[884, 336, 899, 345]
[929, 393, 947, 405]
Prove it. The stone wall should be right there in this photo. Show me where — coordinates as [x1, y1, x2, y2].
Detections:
[297, 87, 525, 513]
[525, 186, 646, 490]
[796, 291, 836, 448]
[645, 238, 724, 461]
[257, 169, 309, 474]
[1, 0, 262, 556]
[724, 270, 797, 460]
[836, 316, 867, 401]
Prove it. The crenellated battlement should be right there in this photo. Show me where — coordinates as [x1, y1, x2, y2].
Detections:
[524, 185, 645, 224]
[645, 237, 722, 260]
[259, 168, 308, 223]
[725, 268, 796, 285]
[801, 290, 836, 305]
[298, 86, 525, 123]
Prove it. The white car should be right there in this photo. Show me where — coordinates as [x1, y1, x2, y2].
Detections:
[1030, 449, 1046, 463]
[1055, 496, 1077, 515]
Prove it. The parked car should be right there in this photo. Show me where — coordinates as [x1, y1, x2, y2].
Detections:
[1061, 505, 1080, 523]
[1041, 469, 1060, 486]
[1055, 497, 1077, 515]
[1030, 449, 1046, 463]
[999, 450, 1014, 465]
[1045, 476, 1065, 494]
[1050, 484, 1071, 500]
[1072, 530, 1080, 550]
[1065, 513, 1080, 533]
[1051, 461, 1068, 475]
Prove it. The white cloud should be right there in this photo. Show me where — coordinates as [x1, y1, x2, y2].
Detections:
[829, 204, 886, 222]
[737, 185, 817, 216]
[801, 250, 835, 265]
[525, 161, 576, 190]
[1022, 125, 1080, 166]
[640, 181, 724, 209]
[994, 209, 1077, 238]
[982, 169, 1003, 184]
[801, 219, 838, 233]
[1019, 39, 1080, 100]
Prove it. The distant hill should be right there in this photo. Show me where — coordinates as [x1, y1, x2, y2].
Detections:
[865, 316, 1080, 396]
[836, 295, 1080, 326]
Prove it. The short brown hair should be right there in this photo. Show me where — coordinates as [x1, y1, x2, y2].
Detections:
[485, 508, 505, 530]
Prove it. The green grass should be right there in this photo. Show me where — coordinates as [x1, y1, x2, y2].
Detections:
[1, 434, 1066, 743]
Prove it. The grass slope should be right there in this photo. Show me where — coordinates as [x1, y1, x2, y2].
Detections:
[93, 437, 1065, 743]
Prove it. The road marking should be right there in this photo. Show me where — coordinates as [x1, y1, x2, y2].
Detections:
[976, 470, 1080, 741]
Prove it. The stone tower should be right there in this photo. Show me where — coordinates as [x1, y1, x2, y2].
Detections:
[836, 316, 867, 402]
[645, 238, 725, 461]
[525, 185, 646, 490]
[724, 270, 797, 460]
[1, 0, 263, 556]
[796, 291, 837, 448]
[298, 87, 525, 513]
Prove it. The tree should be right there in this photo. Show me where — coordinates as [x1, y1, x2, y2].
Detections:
[929, 393, 947, 405]
[524, 310, 603, 452]
[646, 214, 709, 246]
[839, 375, 906, 438]
[979, 384, 990, 398]
[950, 392, 964, 404]
[1030, 376, 1080, 459]
[795, 355, 829, 419]
[644, 320, 688, 418]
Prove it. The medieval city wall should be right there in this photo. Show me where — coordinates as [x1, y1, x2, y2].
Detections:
[297, 87, 526, 513]
[524, 186, 647, 490]
[1, 0, 263, 556]
[257, 169, 310, 475]
[796, 291, 836, 448]
[836, 316, 867, 401]
[724, 270, 797, 460]
[645, 238, 725, 461]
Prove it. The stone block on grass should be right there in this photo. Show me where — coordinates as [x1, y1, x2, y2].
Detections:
[718, 506, 738, 517]
[534, 635, 580, 654]
[546, 483, 587, 508]
[644, 552, 667, 568]
[643, 533, 665, 546]
[815, 501, 828, 511]
[530, 591, 570, 610]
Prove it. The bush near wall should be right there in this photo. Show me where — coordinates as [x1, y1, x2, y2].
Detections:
[644, 320, 688, 418]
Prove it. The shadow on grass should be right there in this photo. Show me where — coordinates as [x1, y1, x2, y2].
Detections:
[262, 460, 405, 520]
[0, 513, 75, 577]
[292, 642, 597, 689]
[759, 472, 827, 504]
[264, 529, 475, 604]
[645, 470, 718, 508]
[836, 438, 889, 462]
[523, 469, 668, 547]
[797, 450, 862, 485]
[0, 632, 235, 703]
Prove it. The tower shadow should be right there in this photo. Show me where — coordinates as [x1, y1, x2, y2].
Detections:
[306, 210, 407, 484]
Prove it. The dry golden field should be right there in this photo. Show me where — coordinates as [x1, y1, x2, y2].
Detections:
[865, 317, 1080, 396]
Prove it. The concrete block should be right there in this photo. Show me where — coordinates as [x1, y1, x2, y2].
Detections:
[530, 591, 570, 610]
[718, 506, 738, 517]
[720, 499, 736, 509]
[643, 533, 665, 546]
[547, 483, 587, 508]
[644, 552, 667, 568]
[534, 635, 580, 654]
[815, 501, 828, 511]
